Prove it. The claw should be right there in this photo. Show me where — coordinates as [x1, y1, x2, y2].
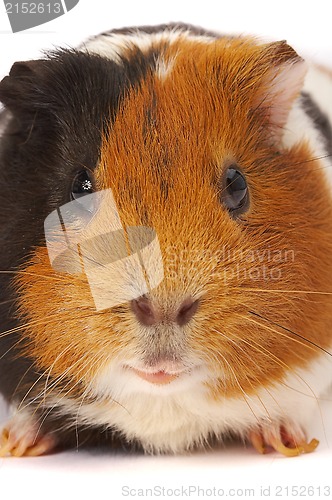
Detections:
[0, 411, 57, 458]
[249, 423, 319, 457]
[249, 430, 266, 454]
[269, 433, 319, 457]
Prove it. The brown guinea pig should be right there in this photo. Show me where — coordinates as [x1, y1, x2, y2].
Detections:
[0, 23, 332, 458]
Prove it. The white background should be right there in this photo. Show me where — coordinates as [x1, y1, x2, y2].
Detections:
[0, 0, 332, 75]
[0, 1, 332, 499]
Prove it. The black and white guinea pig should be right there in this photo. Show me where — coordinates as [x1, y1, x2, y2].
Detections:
[0, 23, 332, 457]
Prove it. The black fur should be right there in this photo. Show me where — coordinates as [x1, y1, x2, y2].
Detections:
[301, 91, 332, 158]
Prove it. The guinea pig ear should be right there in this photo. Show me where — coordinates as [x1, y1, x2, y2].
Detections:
[0, 60, 48, 116]
[257, 41, 308, 141]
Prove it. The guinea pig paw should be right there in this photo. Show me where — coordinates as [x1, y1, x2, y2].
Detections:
[0, 415, 57, 458]
[249, 423, 319, 457]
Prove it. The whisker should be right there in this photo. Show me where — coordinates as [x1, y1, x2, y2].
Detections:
[30, 356, 86, 414]
[12, 364, 35, 400]
[0, 338, 24, 361]
[237, 288, 332, 296]
[0, 316, 63, 339]
[0, 269, 65, 281]
[18, 368, 55, 412]
[32, 352, 121, 443]
[75, 388, 89, 451]
[221, 356, 260, 423]
[213, 318, 327, 441]
[18, 345, 83, 413]
[249, 311, 332, 358]
[42, 345, 78, 406]
[203, 335, 261, 423]
[30, 347, 109, 417]
[224, 319, 322, 402]
[213, 325, 308, 412]
[244, 312, 327, 439]
[25, 356, 93, 442]
[289, 153, 332, 167]
[211, 327, 273, 419]
[0, 298, 16, 306]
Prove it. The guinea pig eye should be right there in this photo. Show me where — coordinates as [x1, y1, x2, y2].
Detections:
[71, 169, 95, 212]
[222, 166, 249, 216]
[72, 170, 93, 199]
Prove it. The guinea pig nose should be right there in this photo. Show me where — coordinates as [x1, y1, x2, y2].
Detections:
[176, 298, 199, 326]
[131, 296, 199, 327]
[131, 296, 158, 326]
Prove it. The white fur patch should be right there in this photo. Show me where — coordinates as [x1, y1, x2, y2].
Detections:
[81, 27, 215, 65]
[282, 65, 332, 191]
[305, 66, 332, 125]
[155, 55, 177, 81]
[304, 66, 332, 191]
[46, 349, 332, 453]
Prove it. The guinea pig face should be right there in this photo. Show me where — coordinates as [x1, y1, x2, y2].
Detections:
[3, 34, 332, 441]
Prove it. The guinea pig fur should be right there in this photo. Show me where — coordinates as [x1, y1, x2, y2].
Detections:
[0, 23, 332, 457]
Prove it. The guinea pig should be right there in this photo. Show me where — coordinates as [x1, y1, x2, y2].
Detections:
[0, 23, 332, 458]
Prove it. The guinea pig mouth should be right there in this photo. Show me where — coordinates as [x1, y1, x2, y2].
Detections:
[123, 363, 187, 385]
[131, 369, 180, 385]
